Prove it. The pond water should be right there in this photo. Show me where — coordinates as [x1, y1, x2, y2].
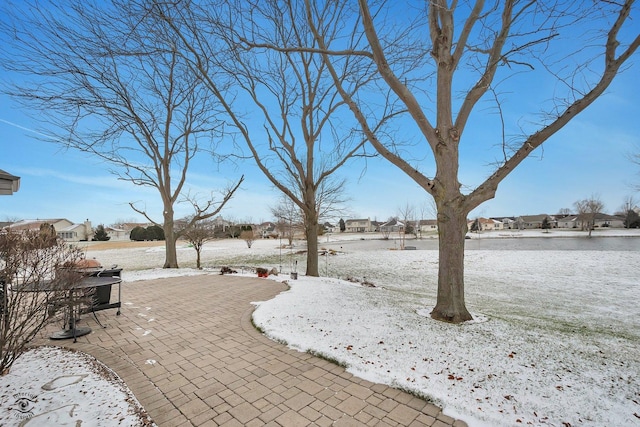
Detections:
[464, 235, 640, 251]
[327, 235, 640, 252]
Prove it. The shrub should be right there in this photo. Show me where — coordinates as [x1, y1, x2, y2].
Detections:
[146, 225, 165, 241]
[129, 226, 147, 241]
[0, 230, 84, 375]
[240, 229, 255, 248]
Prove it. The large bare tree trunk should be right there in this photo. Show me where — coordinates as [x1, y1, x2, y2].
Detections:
[433, 200, 472, 323]
[163, 208, 178, 268]
[304, 218, 319, 277]
[431, 138, 473, 322]
[164, 235, 178, 268]
[303, 188, 320, 277]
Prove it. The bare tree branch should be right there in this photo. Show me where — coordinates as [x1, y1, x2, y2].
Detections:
[156, 0, 373, 276]
[468, 1, 640, 210]
[312, 0, 639, 322]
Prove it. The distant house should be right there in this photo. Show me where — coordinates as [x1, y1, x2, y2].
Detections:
[211, 216, 232, 231]
[345, 218, 373, 233]
[322, 222, 337, 233]
[257, 221, 278, 238]
[104, 226, 129, 241]
[4, 218, 70, 233]
[593, 213, 625, 228]
[418, 219, 438, 234]
[556, 215, 579, 229]
[481, 217, 504, 231]
[556, 213, 625, 230]
[379, 218, 405, 234]
[468, 217, 504, 231]
[57, 220, 93, 241]
[6, 218, 93, 241]
[493, 217, 516, 229]
[516, 214, 555, 229]
[0, 169, 20, 195]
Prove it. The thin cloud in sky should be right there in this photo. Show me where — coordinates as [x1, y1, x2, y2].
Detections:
[0, 118, 59, 141]
[12, 166, 129, 190]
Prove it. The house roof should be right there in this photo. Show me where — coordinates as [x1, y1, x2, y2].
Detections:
[381, 218, 404, 227]
[0, 169, 20, 195]
[418, 219, 438, 226]
[594, 213, 625, 221]
[6, 219, 68, 231]
[58, 224, 87, 232]
[474, 217, 501, 225]
[518, 214, 552, 222]
[491, 217, 515, 222]
[345, 218, 370, 224]
[113, 222, 153, 231]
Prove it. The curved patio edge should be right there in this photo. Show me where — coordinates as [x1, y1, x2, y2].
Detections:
[36, 274, 467, 426]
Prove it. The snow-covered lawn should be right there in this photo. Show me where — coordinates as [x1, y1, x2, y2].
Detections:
[8, 230, 636, 426]
[252, 248, 639, 426]
[82, 230, 640, 426]
[0, 346, 152, 426]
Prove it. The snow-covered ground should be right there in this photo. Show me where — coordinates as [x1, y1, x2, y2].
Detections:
[0, 346, 153, 426]
[2, 230, 638, 426]
[252, 253, 639, 426]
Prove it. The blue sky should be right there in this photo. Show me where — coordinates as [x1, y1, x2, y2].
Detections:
[1, 7, 639, 227]
[2, 71, 638, 227]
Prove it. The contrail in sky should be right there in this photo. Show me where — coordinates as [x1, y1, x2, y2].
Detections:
[0, 118, 57, 140]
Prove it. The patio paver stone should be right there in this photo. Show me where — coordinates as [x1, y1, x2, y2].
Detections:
[38, 275, 466, 426]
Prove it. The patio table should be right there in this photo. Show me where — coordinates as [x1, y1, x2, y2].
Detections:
[18, 275, 122, 342]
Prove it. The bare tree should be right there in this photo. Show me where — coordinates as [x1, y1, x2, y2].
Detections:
[181, 219, 217, 269]
[271, 195, 303, 246]
[574, 199, 590, 231]
[617, 195, 639, 228]
[380, 221, 392, 240]
[618, 195, 638, 214]
[397, 202, 417, 239]
[0, 230, 84, 375]
[309, 1, 639, 322]
[315, 176, 352, 226]
[574, 196, 605, 237]
[153, 0, 384, 276]
[0, 0, 243, 268]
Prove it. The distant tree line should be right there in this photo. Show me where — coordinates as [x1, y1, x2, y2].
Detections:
[130, 225, 165, 241]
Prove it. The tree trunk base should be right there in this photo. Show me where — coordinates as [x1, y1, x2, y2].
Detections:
[430, 306, 473, 323]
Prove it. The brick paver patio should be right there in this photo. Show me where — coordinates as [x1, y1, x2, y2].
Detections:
[37, 274, 467, 426]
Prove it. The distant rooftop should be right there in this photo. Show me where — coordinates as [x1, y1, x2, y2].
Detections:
[0, 169, 21, 195]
